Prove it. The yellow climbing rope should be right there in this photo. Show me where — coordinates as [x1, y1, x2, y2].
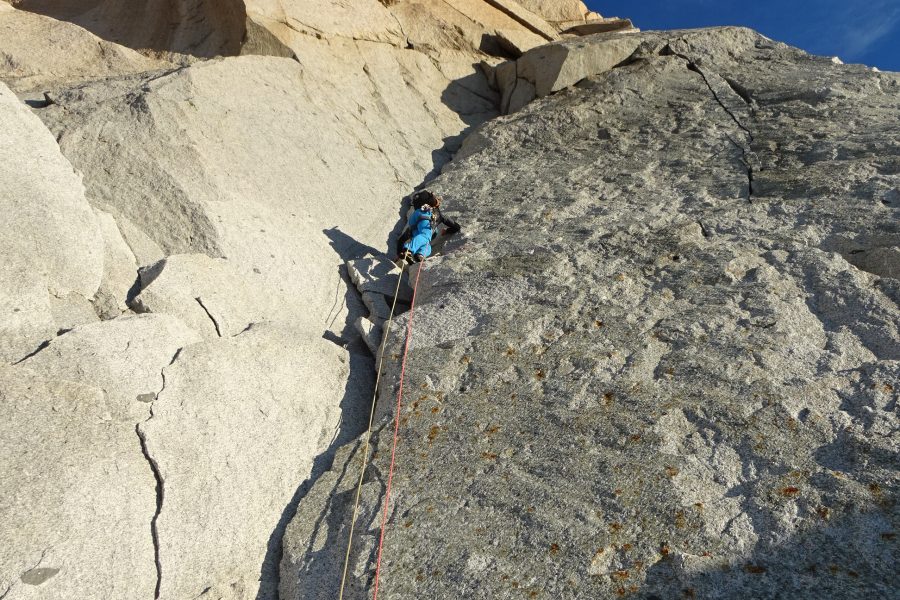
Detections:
[337, 253, 409, 600]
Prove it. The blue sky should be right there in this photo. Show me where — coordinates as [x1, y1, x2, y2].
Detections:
[588, 0, 900, 72]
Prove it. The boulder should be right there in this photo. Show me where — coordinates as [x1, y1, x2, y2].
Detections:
[346, 255, 412, 302]
[494, 30, 644, 112]
[0, 81, 103, 363]
[362, 291, 393, 322]
[0, 365, 157, 599]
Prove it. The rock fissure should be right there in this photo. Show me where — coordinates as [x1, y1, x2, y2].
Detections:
[282, 16, 403, 48]
[157, 346, 184, 398]
[11, 339, 51, 365]
[193, 296, 222, 337]
[672, 50, 756, 201]
[135, 423, 164, 600]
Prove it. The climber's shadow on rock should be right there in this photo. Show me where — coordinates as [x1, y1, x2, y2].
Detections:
[323, 227, 381, 264]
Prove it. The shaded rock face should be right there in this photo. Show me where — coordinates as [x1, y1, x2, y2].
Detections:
[11, 0, 247, 57]
[283, 27, 899, 599]
[0, 2, 170, 94]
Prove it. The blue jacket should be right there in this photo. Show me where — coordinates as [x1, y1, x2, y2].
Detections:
[404, 209, 433, 256]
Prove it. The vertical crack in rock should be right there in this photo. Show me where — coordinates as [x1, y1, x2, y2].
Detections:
[157, 347, 183, 397]
[669, 48, 756, 201]
[135, 346, 182, 599]
[136, 423, 164, 599]
[194, 296, 222, 337]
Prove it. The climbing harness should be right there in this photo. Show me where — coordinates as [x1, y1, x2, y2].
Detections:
[337, 252, 426, 600]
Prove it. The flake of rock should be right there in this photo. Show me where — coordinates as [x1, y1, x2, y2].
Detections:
[507, 30, 643, 102]
[354, 316, 384, 355]
[92, 208, 140, 319]
[347, 255, 412, 302]
[561, 17, 636, 36]
[362, 291, 393, 322]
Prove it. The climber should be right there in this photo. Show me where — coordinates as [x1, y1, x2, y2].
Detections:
[394, 189, 461, 264]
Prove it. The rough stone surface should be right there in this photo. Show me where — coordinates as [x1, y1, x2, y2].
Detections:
[515, 0, 592, 25]
[0, 81, 103, 364]
[283, 27, 899, 599]
[0, 2, 594, 597]
[482, 0, 559, 41]
[0, 365, 157, 599]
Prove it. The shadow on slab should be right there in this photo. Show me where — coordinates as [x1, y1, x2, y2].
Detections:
[14, 0, 246, 57]
[642, 502, 897, 599]
[255, 229, 379, 600]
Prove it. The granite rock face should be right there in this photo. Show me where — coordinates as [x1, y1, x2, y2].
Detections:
[0, 364, 158, 599]
[0, 1, 594, 598]
[138, 323, 356, 599]
[283, 27, 899, 599]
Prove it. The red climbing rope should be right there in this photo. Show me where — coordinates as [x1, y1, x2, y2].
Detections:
[372, 259, 425, 600]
